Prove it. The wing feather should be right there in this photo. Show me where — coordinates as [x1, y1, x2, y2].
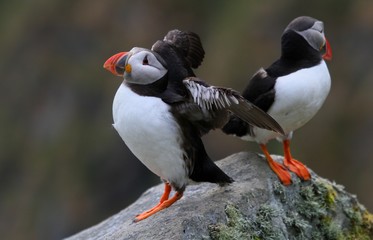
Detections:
[162, 29, 205, 68]
[183, 78, 284, 134]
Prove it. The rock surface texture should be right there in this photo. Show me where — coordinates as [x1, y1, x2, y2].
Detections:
[66, 152, 373, 240]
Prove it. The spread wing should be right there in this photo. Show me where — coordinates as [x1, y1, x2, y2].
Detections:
[151, 29, 205, 69]
[162, 29, 205, 68]
[183, 78, 284, 135]
[151, 30, 207, 104]
[222, 68, 278, 137]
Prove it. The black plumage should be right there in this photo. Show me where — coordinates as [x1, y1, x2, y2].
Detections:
[104, 29, 284, 221]
[223, 16, 332, 185]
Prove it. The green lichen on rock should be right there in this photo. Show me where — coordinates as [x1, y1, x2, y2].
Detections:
[283, 211, 310, 239]
[209, 203, 282, 240]
[250, 204, 281, 239]
[290, 177, 373, 239]
[296, 180, 329, 219]
[272, 180, 286, 203]
[339, 195, 373, 239]
[319, 216, 344, 239]
[282, 177, 373, 239]
[208, 203, 248, 240]
[209, 176, 373, 240]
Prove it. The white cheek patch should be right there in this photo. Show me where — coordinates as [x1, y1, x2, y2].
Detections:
[125, 63, 168, 85]
[133, 67, 166, 84]
[123, 49, 168, 85]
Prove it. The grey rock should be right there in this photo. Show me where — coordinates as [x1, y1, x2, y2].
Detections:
[65, 152, 373, 240]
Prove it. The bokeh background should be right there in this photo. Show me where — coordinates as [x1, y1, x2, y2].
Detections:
[1, 0, 373, 239]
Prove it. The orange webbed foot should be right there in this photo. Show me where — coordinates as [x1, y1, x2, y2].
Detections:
[284, 157, 311, 181]
[283, 139, 311, 181]
[135, 183, 172, 217]
[269, 159, 292, 185]
[260, 144, 292, 185]
[134, 191, 183, 222]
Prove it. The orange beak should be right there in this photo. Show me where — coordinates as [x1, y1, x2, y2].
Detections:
[322, 38, 332, 61]
[103, 52, 129, 76]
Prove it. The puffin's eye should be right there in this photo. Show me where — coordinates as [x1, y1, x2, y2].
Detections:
[142, 56, 149, 65]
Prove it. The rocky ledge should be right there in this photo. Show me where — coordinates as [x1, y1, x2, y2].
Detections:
[66, 152, 373, 240]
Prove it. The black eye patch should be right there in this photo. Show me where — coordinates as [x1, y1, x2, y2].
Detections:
[143, 56, 149, 65]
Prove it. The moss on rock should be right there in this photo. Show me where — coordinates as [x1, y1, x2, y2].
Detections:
[209, 203, 282, 240]
[209, 175, 373, 240]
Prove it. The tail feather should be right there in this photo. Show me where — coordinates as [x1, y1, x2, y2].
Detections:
[189, 143, 233, 184]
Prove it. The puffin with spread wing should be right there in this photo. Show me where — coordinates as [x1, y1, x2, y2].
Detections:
[103, 30, 283, 221]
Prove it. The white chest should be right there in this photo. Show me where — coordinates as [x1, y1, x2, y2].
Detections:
[112, 83, 188, 187]
[271, 61, 331, 129]
[246, 61, 331, 143]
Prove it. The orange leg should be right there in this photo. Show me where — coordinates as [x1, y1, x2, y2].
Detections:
[134, 183, 183, 222]
[283, 139, 311, 181]
[260, 144, 292, 185]
[136, 183, 172, 216]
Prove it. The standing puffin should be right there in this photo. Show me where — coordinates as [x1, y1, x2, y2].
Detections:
[103, 30, 284, 222]
[223, 16, 332, 185]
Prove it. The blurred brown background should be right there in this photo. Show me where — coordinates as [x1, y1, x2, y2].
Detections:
[1, 0, 373, 239]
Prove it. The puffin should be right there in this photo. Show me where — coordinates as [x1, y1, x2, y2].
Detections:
[223, 16, 332, 185]
[103, 30, 284, 222]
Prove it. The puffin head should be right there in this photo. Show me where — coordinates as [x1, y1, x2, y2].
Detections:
[283, 16, 332, 60]
[104, 47, 168, 84]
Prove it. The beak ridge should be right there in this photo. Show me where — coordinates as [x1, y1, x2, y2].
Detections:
[103, 52, 128, 76]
